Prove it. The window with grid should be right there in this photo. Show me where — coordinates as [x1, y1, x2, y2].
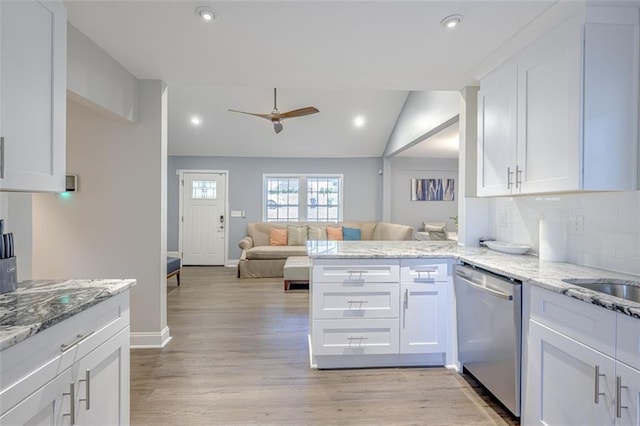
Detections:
[263, 174, 343, 222]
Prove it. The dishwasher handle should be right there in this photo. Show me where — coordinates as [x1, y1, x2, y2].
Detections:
[455, 270, 513, 301]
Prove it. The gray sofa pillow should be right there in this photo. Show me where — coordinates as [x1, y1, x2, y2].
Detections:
[308, 225, 327, 240]
[287, 225, 309, 246]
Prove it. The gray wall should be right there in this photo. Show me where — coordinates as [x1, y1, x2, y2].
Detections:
[168, 156, 384, 260]
[389, 157, 459, 231]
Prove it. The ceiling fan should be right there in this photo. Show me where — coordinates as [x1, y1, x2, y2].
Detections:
[228, 88, 319, 134]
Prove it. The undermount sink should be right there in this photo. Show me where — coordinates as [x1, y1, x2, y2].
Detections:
[562, 279, 640, 303]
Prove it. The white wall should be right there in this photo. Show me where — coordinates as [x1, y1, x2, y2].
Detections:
[33, 81, 169, 347]
[67, 24, 137, 122]
[383, 91, 460, 157]
[489, 191, 640, 275]
[389, 157, 458, 231]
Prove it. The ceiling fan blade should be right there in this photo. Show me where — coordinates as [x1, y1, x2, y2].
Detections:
[273, 120, 283, 134]
[228, 109, 273, 120]
[277, 106, 320, 120]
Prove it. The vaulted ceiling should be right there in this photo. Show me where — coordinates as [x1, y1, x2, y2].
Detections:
[65, 1, 556, 158]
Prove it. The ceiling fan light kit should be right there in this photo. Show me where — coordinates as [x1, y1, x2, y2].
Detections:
[228, 88, 319, 134]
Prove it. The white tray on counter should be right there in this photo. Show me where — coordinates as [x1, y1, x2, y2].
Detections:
[485, 241, 530, 255]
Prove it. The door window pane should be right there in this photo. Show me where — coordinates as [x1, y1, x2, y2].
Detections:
[192, 180, 217, 199]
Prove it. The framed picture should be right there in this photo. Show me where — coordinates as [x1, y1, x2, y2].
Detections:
[411, 178, 455, 201]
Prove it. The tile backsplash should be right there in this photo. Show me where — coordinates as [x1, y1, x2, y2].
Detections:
[489, 191, 640, 276]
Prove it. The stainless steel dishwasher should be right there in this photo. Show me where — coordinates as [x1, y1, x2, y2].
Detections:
[454, 262, 522, 417]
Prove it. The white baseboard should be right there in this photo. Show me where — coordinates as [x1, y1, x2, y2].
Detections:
[226, 259, 239, 268]
[167, 251, 180, 258]
[130, 326, 172, 349]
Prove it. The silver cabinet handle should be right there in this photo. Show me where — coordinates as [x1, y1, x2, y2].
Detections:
[347, 270, 368, 274]
[507, 166, 513, 190]
[347, 336, 368, 341]
[515, 165, 523, 188]
[63, 382, 75, 425]
[404, 289, 408, 309]
[347, 300, 368, 304]
[79, 369, 90, 410]
[594, 365, 606, 404]
[61, 331, 95, 352]
[414, 268, 436, 279]
[616, 375, 628, 418]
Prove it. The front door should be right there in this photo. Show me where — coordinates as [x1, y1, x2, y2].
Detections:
[182, 172, 226, 265]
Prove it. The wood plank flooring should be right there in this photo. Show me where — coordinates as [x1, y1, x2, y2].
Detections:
[131, 267, 520, 425]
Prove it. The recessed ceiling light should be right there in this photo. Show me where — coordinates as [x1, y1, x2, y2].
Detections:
[441, 14, 463, 29]
[190, 116, 202, 126]
[353, 115, 366, 128]
[195, 6, 216, 23]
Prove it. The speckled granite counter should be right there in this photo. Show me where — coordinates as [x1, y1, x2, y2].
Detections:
[0, 279, 136, 351]
[307, 240, 640, 319]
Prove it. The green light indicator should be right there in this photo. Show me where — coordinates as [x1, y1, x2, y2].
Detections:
[59, 192, 72, 199]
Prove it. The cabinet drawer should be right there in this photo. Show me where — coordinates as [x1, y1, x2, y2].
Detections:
[400, 259, 450, 282]
[312, 319, 399, 355]
[312, 282, 399, 319]
[313, 259, 399, 283]
[528, 285, 615, 357]
[617, 313, 640, 370]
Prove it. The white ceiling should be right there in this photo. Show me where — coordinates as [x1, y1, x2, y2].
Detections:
[64, 1, 555, 158]
[397, 121, 460, 159]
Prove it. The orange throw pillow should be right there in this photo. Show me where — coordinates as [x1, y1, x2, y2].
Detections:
[269, 228, 288, 246]
[326, 226, 343, 241]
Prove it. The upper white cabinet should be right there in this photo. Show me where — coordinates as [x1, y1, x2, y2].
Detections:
[478, 6, 639, 196]
[0, 0, 66, 192]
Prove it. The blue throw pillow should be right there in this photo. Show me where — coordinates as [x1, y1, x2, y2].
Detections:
[342, 226, 361, 241]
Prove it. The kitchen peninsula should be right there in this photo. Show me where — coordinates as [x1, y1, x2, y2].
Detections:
[0, 279, 135, 425]
[307, 240, 640, 423]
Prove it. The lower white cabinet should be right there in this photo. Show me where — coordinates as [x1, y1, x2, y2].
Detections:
[0, 368, 74, 426]
[524, 285, 640, 425]
[74, 327, 130, 426]
[525, 320, 616, 426]
[0, 292, 131, 426]
[310, 258, 451, 369]
[400, 281, 447, 354]
[615, 362, 640, 426]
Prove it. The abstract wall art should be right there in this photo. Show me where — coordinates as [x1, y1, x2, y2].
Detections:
[411, 178, 455, 201]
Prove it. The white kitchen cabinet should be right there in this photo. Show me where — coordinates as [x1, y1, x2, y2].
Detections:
[74, 326, 130, 426]
[477, 62, 518, 196]
[310, 258, 451, 369]
[477, 6, 639, 196]
[525, 320, 616, 426]
[524, 285, 640, 425]
[615, 362, 640, 426]
[0, 368, 73, 426]
[0, 292, 131, 425]
[399, 259, 449, 355]
[400, 281, 447, 354]
[0, 0, 66, 192]
[615, 313, 640, 426]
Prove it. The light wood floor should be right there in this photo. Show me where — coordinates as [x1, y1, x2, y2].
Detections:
[131, 267, 520, 426]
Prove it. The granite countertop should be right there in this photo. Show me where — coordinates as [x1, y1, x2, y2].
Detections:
[307, 240, 640, 319]
[0, 279, 136, 351]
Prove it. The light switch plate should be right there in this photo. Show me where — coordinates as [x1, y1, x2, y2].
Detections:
[569, 215, 584, 235]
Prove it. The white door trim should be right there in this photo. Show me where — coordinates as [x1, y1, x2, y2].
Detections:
[177, 169, 229, 266]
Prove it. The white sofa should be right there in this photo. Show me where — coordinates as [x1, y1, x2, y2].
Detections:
[238, 221, 415, 278]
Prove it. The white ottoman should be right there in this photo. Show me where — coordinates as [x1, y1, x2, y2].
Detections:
[283, 256, 310, 291]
